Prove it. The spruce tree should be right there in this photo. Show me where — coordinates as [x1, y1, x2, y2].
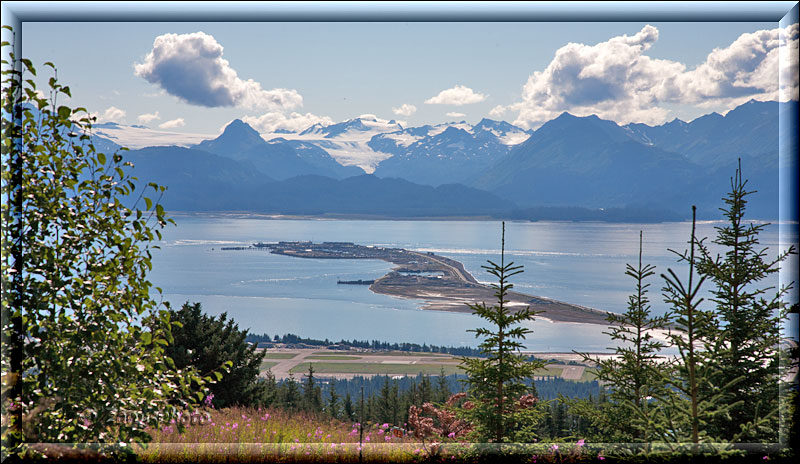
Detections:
[344, 392, 354, 421]
[580, 231, 670, 443]
[166, 302, 268, 408]
[327, 378, 340, 419]
[303, 364, 322, 413]
[694, 161, 795, 442]
[459, 222, 548, 443]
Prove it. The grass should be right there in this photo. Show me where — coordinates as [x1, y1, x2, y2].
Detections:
[136, 405, 609, 463]
[139, 406, 432, 463]
[289, 362, 465, 376]
[260, 352, 299, 359]
[259, 361, 278, 371]
[345, 351, 450, 357]
[305, 355, 363, 360]
[579, 367, 598, 382]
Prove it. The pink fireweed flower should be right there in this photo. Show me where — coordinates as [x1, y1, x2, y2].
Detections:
[377, 429, 384, 435]
[448, 432, 456, 439]
[381, 423, 389, 429]
[551, 444, 559, 452]
[384, 435, 391, 442]
[577, 439, 585, 447]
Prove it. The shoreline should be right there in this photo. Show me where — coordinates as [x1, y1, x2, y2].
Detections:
[231, 241, 613, 326]
[165, 210, 792, 225]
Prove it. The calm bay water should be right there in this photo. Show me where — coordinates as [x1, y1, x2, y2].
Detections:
[148, 215, 798, 352]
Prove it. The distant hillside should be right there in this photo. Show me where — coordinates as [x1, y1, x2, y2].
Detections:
[124, 146, 510, 216]
[194, 119, 363, 180]
[110, 100, 787, 221]
[470, 112, 706, 213]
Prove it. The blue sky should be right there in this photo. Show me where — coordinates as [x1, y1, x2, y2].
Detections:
[20, 19, 799, 137]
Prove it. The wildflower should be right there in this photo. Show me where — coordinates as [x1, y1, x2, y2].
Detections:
[204, 393, 215, 408]
[448, 432, 456, 439]
[414, 449, 420, 454]
[598, 453, 605, 461]
[384, 435, 391, 442]
[551, 444, 559, 452]
[381, 423, 389, 429]
[294, 438, 300, 443]
[577, 439, 585, 447]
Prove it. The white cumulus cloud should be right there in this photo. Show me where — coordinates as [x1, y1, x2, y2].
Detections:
[137, 111, 161, 125]
[134, 31, 303, 110]
[446, 112, 466, 118]
[392, 103, 417, 116]
[242, 111, 335, 133]
[159, 118, 186, 129]
[94, 106, 127, 123]
[425, 85, 487, 106]
[509, 24, 799, 129]
[488, 105, 507, 118]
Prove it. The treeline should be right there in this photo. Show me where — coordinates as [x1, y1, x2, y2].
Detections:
[245, 332, 488, 358]
[247, 367, 601, 430]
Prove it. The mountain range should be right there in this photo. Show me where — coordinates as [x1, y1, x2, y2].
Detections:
[96, 99, 794, 221]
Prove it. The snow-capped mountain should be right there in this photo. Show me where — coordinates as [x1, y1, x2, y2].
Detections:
[192, 119, 363, 180]
[91, 122, 212, 149]
[369, 118, 532, 185]
[258, 116, 404, 172]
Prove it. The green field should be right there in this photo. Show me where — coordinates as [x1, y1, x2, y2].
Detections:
[305, 355, 363, 360]
[346, 351, 452, 357]
[260, 361, 278, 370]
[289, 362, 465, 376]
[260, 352, 298, 359]
[580, 367, 598, 382]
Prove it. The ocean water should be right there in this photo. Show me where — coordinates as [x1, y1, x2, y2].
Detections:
[147, 215, 798, 352]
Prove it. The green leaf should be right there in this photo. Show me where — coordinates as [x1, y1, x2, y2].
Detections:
[97, 152, 106, 165]
[57, 106, 71, 120]
[144, 197, 152, 210]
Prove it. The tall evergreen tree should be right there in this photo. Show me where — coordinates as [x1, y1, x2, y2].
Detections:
[436, 369, 450, 404]
[343, 391, 354, 422]
[459, 222, 548, 443]
[580, 231, 670, 443]
[166, 302, 267, 408]
[327, 378, 340, 419]
[694, 161, 795, 442]
[302, 364, 322, 413]
[281, 374, 300, 410]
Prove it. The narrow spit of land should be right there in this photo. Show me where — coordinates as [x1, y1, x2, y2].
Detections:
[223, 241, 612, 325]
